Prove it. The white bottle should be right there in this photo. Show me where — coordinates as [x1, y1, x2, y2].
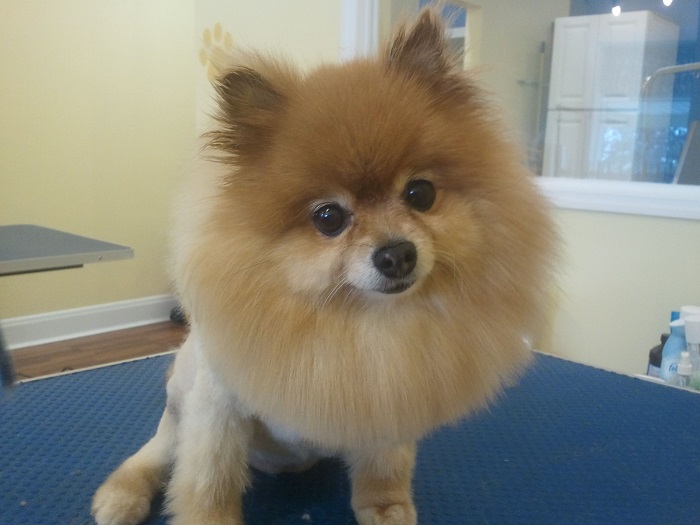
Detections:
[680, 305, 700, 320]
[685, 315, 700, 390]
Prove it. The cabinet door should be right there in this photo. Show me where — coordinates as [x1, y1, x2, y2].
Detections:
[542, 111, 589, 178]
[548, 16, 597, 110]
[594, 13, 647, 110]
[588, 111, 639, 180]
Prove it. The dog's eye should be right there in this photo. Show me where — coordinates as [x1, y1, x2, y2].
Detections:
[313, 203, 348, 237]
[404, 179, 436, 212]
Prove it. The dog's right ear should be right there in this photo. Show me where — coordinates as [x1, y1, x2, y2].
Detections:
[207, 62, 293, 161]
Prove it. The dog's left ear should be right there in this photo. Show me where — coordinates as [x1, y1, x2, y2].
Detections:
[386, 8, 453, 81]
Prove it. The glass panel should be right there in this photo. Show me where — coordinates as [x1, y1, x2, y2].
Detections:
[542, 2, 699, 184]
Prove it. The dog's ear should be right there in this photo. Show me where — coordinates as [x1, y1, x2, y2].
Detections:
[207, 61, 293, 161]
[385, 8, 472, 103]
[386, 8, 453, 80]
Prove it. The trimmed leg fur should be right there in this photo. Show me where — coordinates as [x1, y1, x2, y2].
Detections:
[165, 366, 253, 525]
[348, 443, 418, 525]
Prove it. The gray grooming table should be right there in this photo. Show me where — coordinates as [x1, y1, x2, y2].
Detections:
[0, 224, 133, 276]
[0, 224, 133, 385]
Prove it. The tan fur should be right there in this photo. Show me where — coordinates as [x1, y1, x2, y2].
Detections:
[93, 9, 558, 525]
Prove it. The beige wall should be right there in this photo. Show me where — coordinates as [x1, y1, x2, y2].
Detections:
[194, 0, 343, 131]
[0, 1, 197, 318]
[547, 210, 700, 375]
[2, 1, 699, 376]
[0, 0, 343, 320]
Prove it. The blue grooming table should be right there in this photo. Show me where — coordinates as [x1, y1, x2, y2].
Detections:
[1, 353, 699, 525]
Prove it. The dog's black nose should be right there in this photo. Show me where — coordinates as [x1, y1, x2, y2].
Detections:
[373, 241, 417, 279]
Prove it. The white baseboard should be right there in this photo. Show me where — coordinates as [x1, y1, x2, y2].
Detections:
[1, 294, 179, 350]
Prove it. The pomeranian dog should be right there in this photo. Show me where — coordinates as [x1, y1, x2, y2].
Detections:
[93, 9, 557, 525]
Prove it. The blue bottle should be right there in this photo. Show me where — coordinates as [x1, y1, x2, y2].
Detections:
[659, 319, 686, 385]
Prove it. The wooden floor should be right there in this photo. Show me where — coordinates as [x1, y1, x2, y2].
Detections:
[10, 321, 188, 381]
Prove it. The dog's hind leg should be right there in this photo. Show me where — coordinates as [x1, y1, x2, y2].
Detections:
[92, 407, 176, 525]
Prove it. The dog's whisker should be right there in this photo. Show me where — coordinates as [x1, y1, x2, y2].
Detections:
[321, 278, 349, 309]
[433, 247, 469, 298]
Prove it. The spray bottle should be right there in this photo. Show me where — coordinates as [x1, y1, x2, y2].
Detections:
[659, 319, 686, 385]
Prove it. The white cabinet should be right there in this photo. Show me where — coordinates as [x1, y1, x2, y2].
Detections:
[543, 111, 589, 179]
[547, 16, 597, 111]
[542, 11, 679, 180]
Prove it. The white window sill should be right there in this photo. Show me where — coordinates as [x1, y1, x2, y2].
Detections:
[536, 178, 700, 221]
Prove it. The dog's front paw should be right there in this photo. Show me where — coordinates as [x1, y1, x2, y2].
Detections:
[354, 503, 417, 525]
[92, 480, 152, 525]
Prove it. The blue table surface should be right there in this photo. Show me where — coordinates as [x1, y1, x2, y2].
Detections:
[1, 353, 699, 525]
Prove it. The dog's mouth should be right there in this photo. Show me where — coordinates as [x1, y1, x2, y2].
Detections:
[376, 279, 416, 295]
